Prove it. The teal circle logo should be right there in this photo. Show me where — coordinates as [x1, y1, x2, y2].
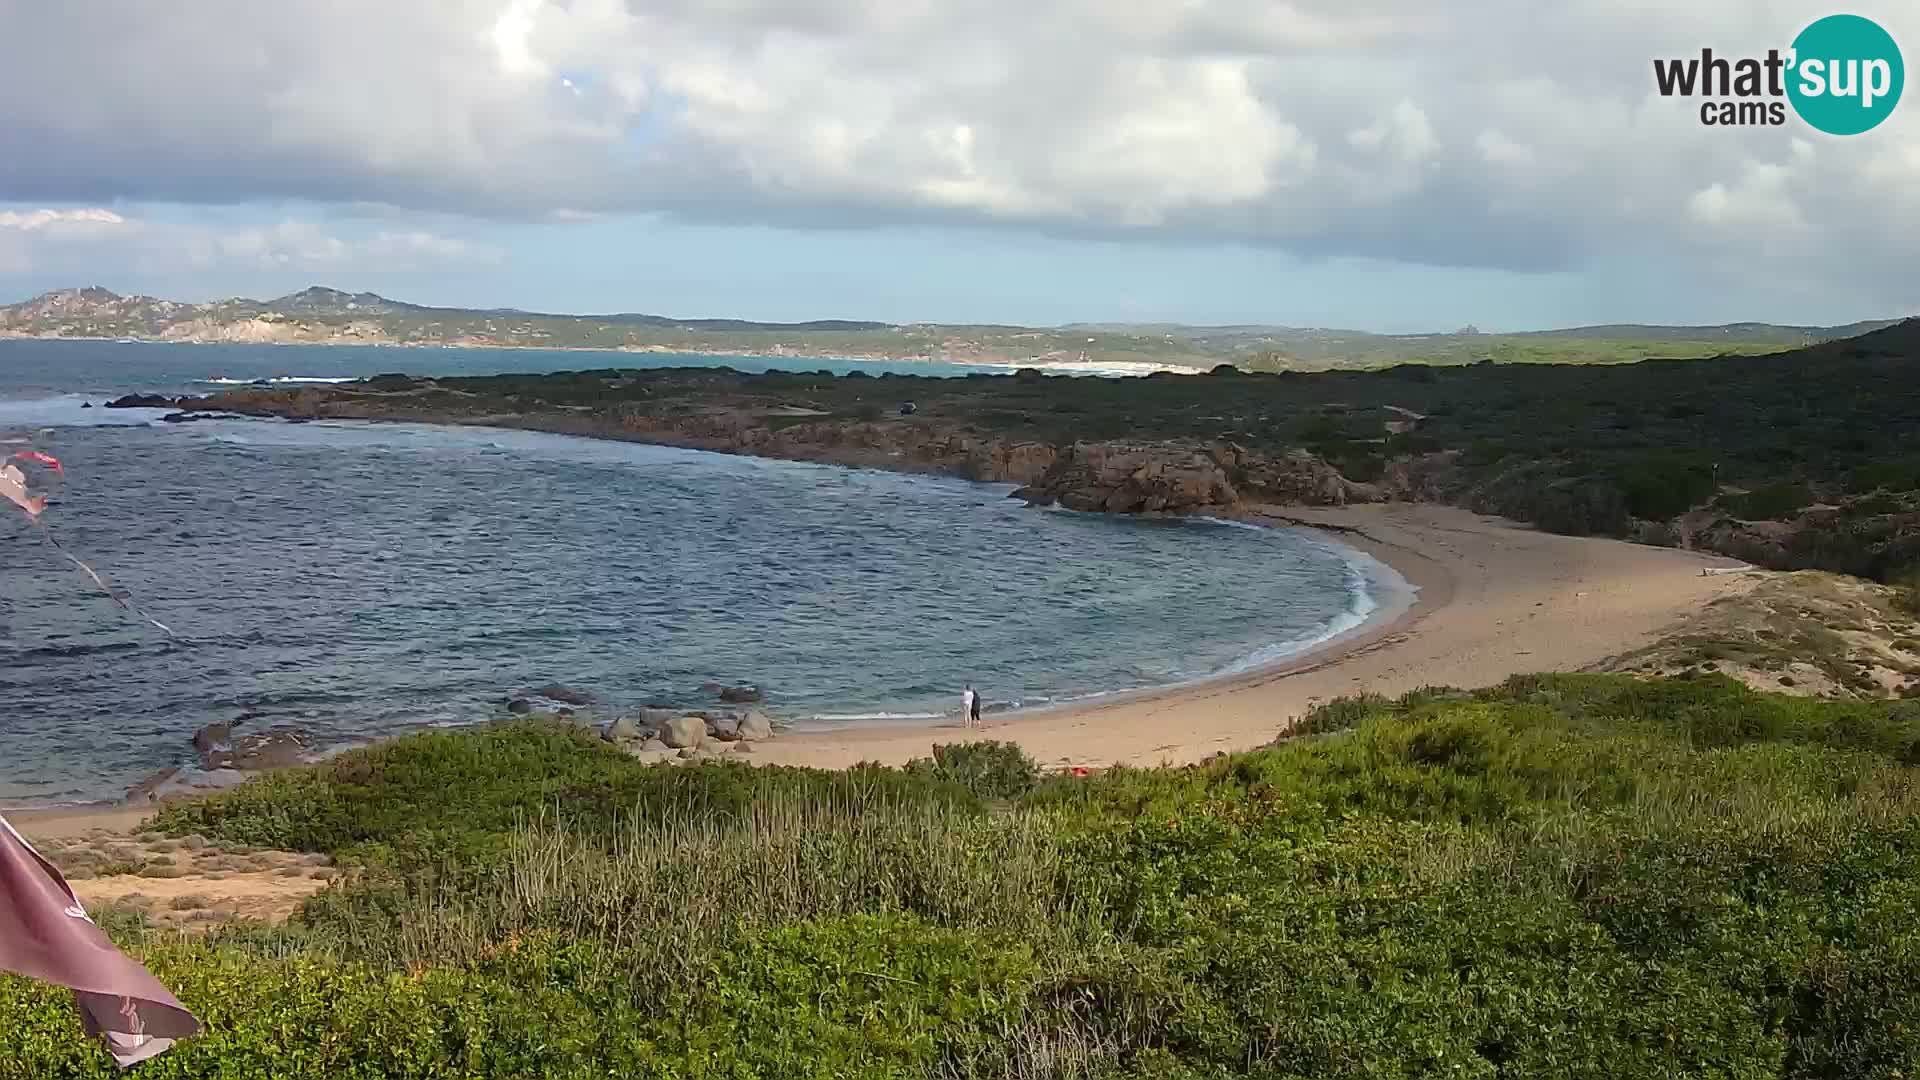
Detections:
[1787, 14, 1903, 135]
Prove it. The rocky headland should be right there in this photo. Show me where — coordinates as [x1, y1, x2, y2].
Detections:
[110, 327, 1920, 584]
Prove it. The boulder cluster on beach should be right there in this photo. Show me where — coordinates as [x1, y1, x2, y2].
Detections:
[505, 682, 777, 765]
[599, 705, 775, 764]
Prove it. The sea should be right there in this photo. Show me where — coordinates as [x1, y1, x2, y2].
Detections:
[0, 339, 1407, 805]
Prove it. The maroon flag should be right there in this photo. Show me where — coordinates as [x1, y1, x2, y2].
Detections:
[0, 814, 199, 1066]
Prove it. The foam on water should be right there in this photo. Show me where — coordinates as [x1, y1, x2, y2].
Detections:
[199, 376, 359, 385]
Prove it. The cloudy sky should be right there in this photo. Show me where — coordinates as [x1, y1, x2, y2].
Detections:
[1, 0, 1915, 330]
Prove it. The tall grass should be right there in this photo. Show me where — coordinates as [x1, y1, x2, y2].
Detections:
[292, 788, 1109, 981]
[72, 674, 1920, 1076]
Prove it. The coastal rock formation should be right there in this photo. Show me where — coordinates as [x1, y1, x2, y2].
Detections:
[184, 378, 1393, 523]
[736, 710, 774, 742]
[191, 723, 315, 771]
[1221, 445, 1377, 506]
[159, 411, 244, 424]
[601, 705, 776, 759]
[1011, 442, 1371, 515]
[716, 684, 763, 704]
[190, 722, 234, 755]
[106, 393, 179, 409]
[635, 707, 677, 729]
[661, 716, 706, 749]
[537, 684, 595, 707]
[1014, 443, 1239, 513]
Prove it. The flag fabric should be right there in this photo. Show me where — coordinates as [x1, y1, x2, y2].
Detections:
[0, 813, 199, 1067]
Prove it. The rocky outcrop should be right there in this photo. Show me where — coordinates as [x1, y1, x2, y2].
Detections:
[661, 716, 706, 749]
[598, 704, 775, 764]
[735, 710, 774, 742]
[160, 411, 244, 424]
[106, 393, 180, 409]
[537, 684, 594, 706]
[188, 382, 1376, 520]
[1214, 444, 1377, 506]
[190, 721, 314, 771]
[1013, 442, 1374, 515]
[1015, 443, 1238, 513]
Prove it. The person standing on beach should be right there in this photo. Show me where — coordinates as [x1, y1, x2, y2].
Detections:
[970, 686, 984, 727]
[961, 684, 976, 728]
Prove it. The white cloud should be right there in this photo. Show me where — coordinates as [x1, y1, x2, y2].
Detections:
[0, 207, 493, 277]
[0, 0, 1915, 308]
[0, 208, 127, 232]
[1350, 101, 1438, 162]
[366, 229, 505, 264]
[1476, 130, 1534, 169]
[491, 0, 549, 77]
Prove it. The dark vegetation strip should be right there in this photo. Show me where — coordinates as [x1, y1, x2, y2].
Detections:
[190, 318, 1920, 588]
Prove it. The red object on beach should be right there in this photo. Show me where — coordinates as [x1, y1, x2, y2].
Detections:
[0, 814, 199, 1066]
[1070, 766, 1090, 777]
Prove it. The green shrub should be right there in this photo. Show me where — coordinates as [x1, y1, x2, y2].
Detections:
[40, 675, 1910, 1077]
[1611, 453, 1716, 520]
[1292, 692, 1391, 735]
[905, 740, 1042, 801]
[1890, 567, 1920, 617]
[1719, 482, 1814, 520]
[153, 721, 978, 863]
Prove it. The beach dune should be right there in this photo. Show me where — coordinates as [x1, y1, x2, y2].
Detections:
[754, 503, 1758, 772]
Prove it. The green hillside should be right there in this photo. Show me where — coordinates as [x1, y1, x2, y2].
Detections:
[6, 674, 1917, 1075]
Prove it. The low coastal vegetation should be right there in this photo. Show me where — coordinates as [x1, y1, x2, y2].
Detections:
[175, 316, 1920, 583]
[6, 673, 1920, 1076]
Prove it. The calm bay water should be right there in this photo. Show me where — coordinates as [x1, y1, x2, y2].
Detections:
[0, 340, 1398, 804]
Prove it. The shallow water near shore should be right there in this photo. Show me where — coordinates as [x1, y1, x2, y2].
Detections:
[0, 341, 1397, 804]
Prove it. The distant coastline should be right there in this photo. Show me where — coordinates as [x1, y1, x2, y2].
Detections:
[9, 283, 1899, 374]
[0, 332, 1196, 376]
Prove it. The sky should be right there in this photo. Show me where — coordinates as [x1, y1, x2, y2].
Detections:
[1, 0, 1917, 332]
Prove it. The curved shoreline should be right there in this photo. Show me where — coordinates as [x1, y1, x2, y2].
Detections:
[751, 502, 1758, 772]
[10, 506, 1759, 835]
[781, 518, 1418, 733]
[5, 408, 1764, 815]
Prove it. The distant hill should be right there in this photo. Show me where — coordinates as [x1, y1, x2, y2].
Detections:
[0, 285, 1907, 370]
[1512, 320, 1901, 343]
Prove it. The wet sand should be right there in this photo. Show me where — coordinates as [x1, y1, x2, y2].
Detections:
[752, 503, 1760, 771]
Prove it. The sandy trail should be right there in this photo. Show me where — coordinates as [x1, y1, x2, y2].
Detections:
[753, 503, 1760, 771]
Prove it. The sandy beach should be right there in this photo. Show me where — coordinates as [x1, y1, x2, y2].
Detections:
[8, 502, 1762, 842]
[753, 503, 1759, 772]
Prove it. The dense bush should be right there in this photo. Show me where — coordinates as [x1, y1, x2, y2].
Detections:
[904, 740, 1043, 800]
[12, 675, 1920, 1076]
[1720, 482, 1815, 520]
[1610, 453, 1717, 520]
[151, 721, 979, 864]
